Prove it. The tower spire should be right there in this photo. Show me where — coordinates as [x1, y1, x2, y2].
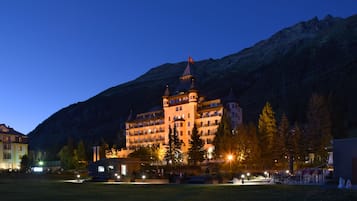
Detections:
[181, 56, 194, 80]
[163, 85, 170, 96]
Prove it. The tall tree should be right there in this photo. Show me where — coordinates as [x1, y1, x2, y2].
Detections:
[20, 155, 30, 172]
[58, 145, 74, 169]
[76, 140, 87, 169]
[258, 102, 278, 169]
[276, 113, 289, 167]
[77, 140, 87, 162]
[172, 124, 183, 164]
[213, 109, 233, 158]
[306, 94, 332, 164]
[188, 124, 204, 165]
[58, 138, 76, 169]
[234, 123, 261, 169]
[291, 122, 304, 169]
[165, 126, 174, 164]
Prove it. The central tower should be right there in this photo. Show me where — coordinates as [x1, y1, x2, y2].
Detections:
[162, 59, 198, 160]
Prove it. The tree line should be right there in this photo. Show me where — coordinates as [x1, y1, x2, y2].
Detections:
[31, 93, 333, 172]
[214, 93, 333, 172]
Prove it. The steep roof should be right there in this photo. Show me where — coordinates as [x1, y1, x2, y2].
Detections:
[0, 124, 26, 136]
[175, 62, 194, 94]
[224, 88, 238, 103]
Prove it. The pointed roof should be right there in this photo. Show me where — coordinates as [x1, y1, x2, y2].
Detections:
[225, 88, 238, 103]
[190, 78, 197, 90]
[182, 63, 192, 77]
[0, 124, 25, 136]
[180, 56, 194, 80]
[163, 85, 170, 96]
[176, 66, 194, 94]
[127, 109, 133, 121]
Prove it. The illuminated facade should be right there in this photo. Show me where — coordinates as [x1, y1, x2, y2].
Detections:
[119, 61, 242, 160]
[0, 124, 28, 170]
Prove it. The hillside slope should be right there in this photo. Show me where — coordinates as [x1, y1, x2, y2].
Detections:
[28, 14, 357, 156]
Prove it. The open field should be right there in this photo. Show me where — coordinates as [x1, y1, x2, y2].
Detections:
[0, 175, 356, 201]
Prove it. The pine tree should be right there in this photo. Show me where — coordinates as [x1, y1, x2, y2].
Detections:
[213, 109, 233, 158]
[276, 113, 289, 167]
[188, 124, 204, 165]
[234, 123, 261, 169]
[58, 137, 76, 169]
[258, 102, 278, 169]
[246, 123, 261, 169]
[172, 124, 183, 164]
[77, 140, 86, 162]
[69, 140, 87, 169]
[165, 126, 174, 164]
[291, 122, 304, 169]
[306, 94, 332, 164]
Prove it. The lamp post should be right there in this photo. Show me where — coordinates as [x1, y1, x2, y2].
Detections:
[227, 154, 233, 178]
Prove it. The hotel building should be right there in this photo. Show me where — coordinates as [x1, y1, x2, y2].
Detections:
[111, 61, 242, 161]
[0, 124, 28, 170]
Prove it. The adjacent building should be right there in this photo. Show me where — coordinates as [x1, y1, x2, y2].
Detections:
[0, 124, 28, 170]
[333, 138, 357, 183]
[111, 60, 242, 162]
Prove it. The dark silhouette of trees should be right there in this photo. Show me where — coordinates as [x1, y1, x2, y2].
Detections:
[306, 94, 332, 164]
[213, 110, 234, 158]
[234, 123, 261, 169]
[188, 124, 204, 165]
[165, 125, 182, 165]
[20, 155, 30, 172]
[258, 102, 278, 169]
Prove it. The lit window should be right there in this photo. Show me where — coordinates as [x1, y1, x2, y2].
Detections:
[121, 165, 127, 176]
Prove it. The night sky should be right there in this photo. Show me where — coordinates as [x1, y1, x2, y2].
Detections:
[0, 0, 356, 134]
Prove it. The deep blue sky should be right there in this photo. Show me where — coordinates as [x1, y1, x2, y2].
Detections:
[0, 0, 356, 134]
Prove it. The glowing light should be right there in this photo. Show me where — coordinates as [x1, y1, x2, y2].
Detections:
[98, 166, 105, 172]
[142, 175, 146, 179]
[38, 161, 44, 166]
[76, 174, 80, 178]
[241, 174, 245, 179]
[247, 172, 250, 177]
[285, 170, 290, 174]
[121, 165, 127, 176]
[264, 171, 269, 177]
[227, 154, 233, 161]
[33, 167, 43, 172]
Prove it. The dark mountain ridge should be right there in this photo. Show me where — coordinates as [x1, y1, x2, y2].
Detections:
[29, 14, 357, 156]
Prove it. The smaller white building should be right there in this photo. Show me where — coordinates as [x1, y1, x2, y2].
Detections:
[0, 124, 28, 170]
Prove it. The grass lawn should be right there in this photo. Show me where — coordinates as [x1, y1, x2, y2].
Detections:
[0, 175, 356, 201]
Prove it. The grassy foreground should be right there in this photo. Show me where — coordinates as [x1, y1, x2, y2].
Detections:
[0, 176, 356, 201]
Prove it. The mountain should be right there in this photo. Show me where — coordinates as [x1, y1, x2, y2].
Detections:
[28, 14, 357, 157]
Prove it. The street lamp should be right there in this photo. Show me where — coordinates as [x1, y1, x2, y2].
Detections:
[227, 154, 233, 177]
